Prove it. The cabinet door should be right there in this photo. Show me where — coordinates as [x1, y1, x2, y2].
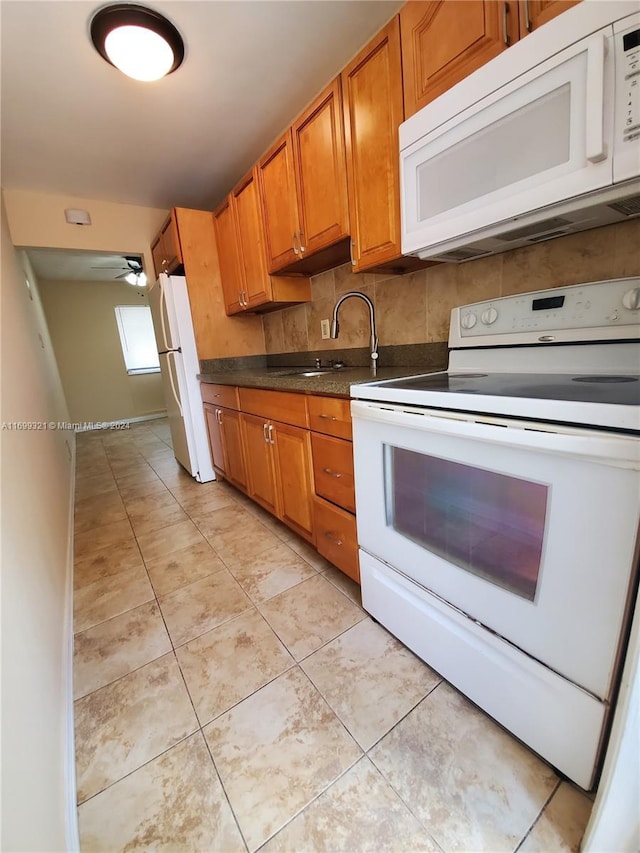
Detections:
[519, 0, 580, 34]
[232, 169, 271, 310]
[220, 407, 248, 491]
[292, 78, 350, 257]
[213, 198, 244, 315]
[400, 1, 519, 118]
[163, 212, 183, 273]
[258, 131, 302, 273]
[272, 421, 314, 542]
[342, 17, 404, 272]
[242, 413, 279, 515]
[204, 404, 225, 474]
[151, 233, 165, 279]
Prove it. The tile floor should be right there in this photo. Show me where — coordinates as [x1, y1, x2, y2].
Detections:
[73, 419, 594, 852]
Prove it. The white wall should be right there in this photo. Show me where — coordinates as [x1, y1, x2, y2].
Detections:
[0, 196, 78, 850]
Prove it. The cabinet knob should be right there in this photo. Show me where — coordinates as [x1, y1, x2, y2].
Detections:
[299, 231, 306, 253]
[318, 414, 337, 421]
[324, 531, 343, 547]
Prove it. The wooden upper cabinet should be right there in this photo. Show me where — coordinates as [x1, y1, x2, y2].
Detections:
[400, 1, 519, 117]
[232, 169, 270, 309]
[258, 131, 301, 273]
[151, 211, 184, 278]
[519, 0, 580, 34]
[342, 16, 405, 273]
[212, 198, 244, 314]
[291, 78, 350, 258]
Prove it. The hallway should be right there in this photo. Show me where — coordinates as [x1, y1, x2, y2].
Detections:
[73, 420, 593, 852]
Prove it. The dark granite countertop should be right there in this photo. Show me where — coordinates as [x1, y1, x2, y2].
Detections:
[198, 365, 438, 398]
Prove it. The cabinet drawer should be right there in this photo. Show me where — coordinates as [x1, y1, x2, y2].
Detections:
[314, 496, 359, 583]
[308, 396, 352, 439]
[239, 388, 308, 428]
[311, 433, 355, 513]
[200, 383, 239, 410]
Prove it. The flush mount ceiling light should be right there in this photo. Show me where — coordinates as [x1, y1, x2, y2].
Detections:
[90, 4, 184, 82]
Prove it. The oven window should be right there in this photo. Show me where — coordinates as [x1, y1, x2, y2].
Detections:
[385, 447, 548, 601]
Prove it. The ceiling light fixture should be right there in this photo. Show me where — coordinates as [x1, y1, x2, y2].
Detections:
[90, 4, 184, 82]
[126, 271, 147, 287]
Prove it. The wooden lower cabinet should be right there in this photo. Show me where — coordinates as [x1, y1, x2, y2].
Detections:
[272, 421, 315, 541]
[242, 413, 280, 516]
[313, 496, 360, 583]
[241, 411, 315, 542]
[203, 403, 247, 491]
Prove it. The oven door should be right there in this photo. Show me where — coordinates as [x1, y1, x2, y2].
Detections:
[352, 400, 640, 701]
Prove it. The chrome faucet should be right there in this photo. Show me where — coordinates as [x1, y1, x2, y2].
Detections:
[330, 291, 379, 375]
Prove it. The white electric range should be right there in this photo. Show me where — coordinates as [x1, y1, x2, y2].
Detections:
[351, 277, 640, 789]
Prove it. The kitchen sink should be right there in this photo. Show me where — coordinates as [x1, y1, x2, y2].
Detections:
[277, 367, 357, 377]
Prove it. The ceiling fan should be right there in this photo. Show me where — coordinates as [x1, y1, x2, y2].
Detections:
[91, 255, 146, 286]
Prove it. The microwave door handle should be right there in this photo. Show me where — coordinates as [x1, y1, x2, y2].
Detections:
[585, 33, 607, 164]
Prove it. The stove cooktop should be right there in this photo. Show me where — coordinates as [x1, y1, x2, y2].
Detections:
[375, 371, 640, 406]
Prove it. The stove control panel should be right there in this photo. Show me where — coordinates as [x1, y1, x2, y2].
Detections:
[451, 278, 640, 347]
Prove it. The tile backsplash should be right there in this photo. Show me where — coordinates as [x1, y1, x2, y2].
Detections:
[262, 220, 639, 355]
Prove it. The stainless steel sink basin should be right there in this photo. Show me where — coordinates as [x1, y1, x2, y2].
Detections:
[277, 367, 357, 377]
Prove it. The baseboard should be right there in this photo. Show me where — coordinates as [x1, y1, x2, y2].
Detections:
[74, 411, 168, 432]
[63, 432, 80, 852]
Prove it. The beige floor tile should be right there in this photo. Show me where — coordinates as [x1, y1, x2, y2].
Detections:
[177, 488, 238, 516]
[177, 609, 294, 725]
[194, 503, 259, 540]
[228, 542, 317, 604]
[129, 501, 189, 537]
[74, 539, 144, 590]
[369, 682, 558, 852]
[78, 733, 245, 852]
[73, 601, 171, 699]
[259, 574, 366, 661]
[135, 519, 206, 562]
[109, 458, 147, 477]
[301, 618, 441, 749]
[118, 477, 172, 504]
[121, 487, 179, 516]
[159, 570, 252, 646]
[288, 536, 335, 572]
[203, 667, 361, 850]
[209, 522, 283, 566]
[113, 465, 159, 486]
[145, 540, 226, 597]
[322, 565, 363, 606]
[74, 492, 128, 534]
[75, 472, 118, 501]
[75, 654, 198, 804]
[74, 565, 154, 633]
[519, 782, 593, 852]
[74, 519, 135, 560]
[262, 756, 439, 853]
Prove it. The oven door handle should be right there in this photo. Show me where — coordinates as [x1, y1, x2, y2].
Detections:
[351, 400, 640, 470]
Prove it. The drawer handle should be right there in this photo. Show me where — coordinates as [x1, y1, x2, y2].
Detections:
[318, 414, 337, 421]
[322, 467, 342, 478]
[324, 531, 343, 547]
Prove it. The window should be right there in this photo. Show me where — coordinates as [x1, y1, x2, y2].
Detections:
[114, 306, 160, 374]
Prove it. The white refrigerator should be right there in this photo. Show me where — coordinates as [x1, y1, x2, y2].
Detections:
[148, 274, 215, 483]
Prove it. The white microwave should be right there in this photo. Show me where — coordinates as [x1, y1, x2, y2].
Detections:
[400, 1, 640, 262]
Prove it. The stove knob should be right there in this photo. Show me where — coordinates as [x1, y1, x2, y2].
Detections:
[622, 287, 640, 310]
[461, 312, 477, 330]
[481, 307, 498, 325]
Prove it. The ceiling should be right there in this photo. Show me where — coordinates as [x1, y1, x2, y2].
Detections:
[0, 0, 402, 212]
[26, 248, 145, 282]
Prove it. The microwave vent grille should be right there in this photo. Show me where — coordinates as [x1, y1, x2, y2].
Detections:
[437, 247, 490, 261]
[608, 195, 640, 216]
[499, 217, 572, 242]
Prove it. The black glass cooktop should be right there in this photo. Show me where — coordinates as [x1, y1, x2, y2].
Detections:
[379, 372, 640, 406]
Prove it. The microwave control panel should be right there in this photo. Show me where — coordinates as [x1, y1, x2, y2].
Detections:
[451, 278, 640, 346]
[614, 13, 640, 181]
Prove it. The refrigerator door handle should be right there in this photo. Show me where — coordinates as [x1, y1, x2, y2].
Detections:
[166, 350, 184, 417]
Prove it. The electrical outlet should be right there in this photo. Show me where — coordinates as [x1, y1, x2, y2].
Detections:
[320, 319, 330, 339]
